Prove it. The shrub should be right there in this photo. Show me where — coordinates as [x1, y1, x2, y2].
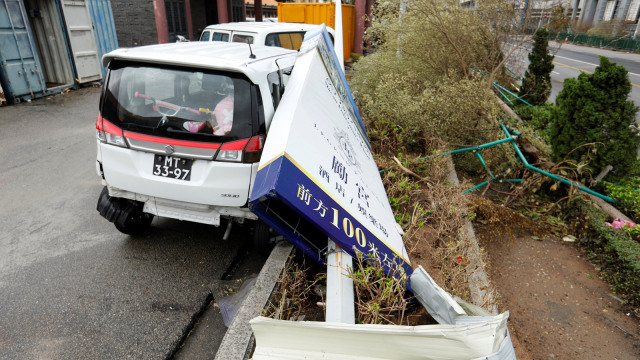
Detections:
[357, 0, 516, 85]
[351, 0, 524, 172]
[518, 28, 554, 106]
[549, 56, 640, 177]
[349, 251, 411, 325]
[602, 177, 640, 222]
[586, 19, 628, 38]
[513, 103, 554, 135]
[569, 197, 640, 317]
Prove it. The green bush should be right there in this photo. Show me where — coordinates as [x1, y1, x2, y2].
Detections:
[570, 197, 640, 317]
[549, 56, 640, 177]
[602, 177, 640, 222]
[513, 103, 554, 135]
[354, 76, 502, 147]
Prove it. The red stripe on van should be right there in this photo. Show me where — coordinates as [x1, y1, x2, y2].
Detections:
[124, 131, 221, 150]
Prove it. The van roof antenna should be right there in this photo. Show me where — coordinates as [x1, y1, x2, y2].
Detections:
[247, 40, 256, 59]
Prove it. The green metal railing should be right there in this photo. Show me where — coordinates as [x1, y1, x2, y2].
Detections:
[383, 122, 616, 203]
[505, 66, 523, 82]
[471, 65, 533, 107]
[551, 31, 640, 52]
[379, 62, 615, 202]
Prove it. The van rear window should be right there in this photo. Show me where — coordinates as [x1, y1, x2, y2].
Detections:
[265, 32, 305, 50]
[232, 34, 254, 44]
[101, 62, 255, 143]
[212, 32, 229, 42]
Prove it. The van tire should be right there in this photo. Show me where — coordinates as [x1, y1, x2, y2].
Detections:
[115, 210, 154, 235]
[98, 187, 153, 235]
[253, 220, 274, 256]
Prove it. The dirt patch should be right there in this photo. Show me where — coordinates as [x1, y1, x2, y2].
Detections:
[474, 203, 640, 359]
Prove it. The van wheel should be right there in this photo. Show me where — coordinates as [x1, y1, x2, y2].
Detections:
[115, 210, 154, 235]
[253, 220, 275, 256]
[111, 198, 153, 236]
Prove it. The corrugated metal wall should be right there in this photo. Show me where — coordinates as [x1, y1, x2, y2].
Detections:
[26, 0, 74, 87]
[87, 0, 118, 77]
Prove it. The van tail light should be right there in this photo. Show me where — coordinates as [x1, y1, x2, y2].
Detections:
[96, 115, 127, 147]
[215, 135, 265, 163]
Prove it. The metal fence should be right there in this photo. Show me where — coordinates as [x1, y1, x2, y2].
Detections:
[550, 31, 640, 52]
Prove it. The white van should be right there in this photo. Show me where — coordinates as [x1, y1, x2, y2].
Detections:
[96, 42, 296, 251]
[199, 22, 334, 51]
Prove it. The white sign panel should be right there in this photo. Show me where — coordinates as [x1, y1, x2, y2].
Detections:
[250, 26, 412, 276]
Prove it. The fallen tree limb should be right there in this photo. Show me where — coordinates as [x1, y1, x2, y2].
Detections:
[393, 156, 433, 186]
[492, 92, 632, 222]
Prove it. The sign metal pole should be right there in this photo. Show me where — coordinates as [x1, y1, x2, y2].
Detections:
[325, 0, 355, 325]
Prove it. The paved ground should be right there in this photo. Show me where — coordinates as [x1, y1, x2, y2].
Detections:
[0, 87, 262, 359]
[475, 223, 640, 359]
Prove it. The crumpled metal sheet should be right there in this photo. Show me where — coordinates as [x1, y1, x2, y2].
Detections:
[250, 313, 512, 360]
[250, 266, 517, 360]
[409, 266, 467, 325]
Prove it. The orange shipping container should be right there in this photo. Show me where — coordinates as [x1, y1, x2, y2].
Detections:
[277, 2, 355, 61]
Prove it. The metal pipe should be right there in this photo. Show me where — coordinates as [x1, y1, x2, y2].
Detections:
[499, 124, 616, 203]
[417, 136, 517, 161]
[222, 218, 233, 241]
[464, 181, 490, 194]
[475, 151, 494, 179]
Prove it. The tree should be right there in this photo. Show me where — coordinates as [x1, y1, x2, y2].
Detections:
[549, 56, 640, 177]
[548, 4, 571, 32]
[519, 28, 554, 106]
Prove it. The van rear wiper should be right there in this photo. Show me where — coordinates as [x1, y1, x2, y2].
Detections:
[157, 115, 169, 129]
[134, 92, 207, 117]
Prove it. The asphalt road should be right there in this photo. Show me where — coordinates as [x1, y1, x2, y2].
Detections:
[506, 40, 640, 107]
[0, 87, 252, 359]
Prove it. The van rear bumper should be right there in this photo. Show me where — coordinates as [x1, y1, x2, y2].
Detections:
[107, 185, 257, 226]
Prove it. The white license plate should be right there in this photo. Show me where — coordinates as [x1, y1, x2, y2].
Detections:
[153, 155, 192, 181]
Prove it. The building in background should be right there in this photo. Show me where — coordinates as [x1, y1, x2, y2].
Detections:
[569, 0, 640, 34]
[246, 0, 278, 20]
[513, 0, 640, 35]
[109, 0, 246, 46]
[0, 0, 371, 105]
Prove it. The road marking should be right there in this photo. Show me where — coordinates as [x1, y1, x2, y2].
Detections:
[552, 71, 560, 75]
[553, 61, 592, 74]
[554, 60, 640, 88]
[555, 54, 640, 77]
[554, 55, 597, 67]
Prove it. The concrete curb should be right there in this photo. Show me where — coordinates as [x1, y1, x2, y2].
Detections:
[446, 156, 498, 314]
[214, 242, 294, 360]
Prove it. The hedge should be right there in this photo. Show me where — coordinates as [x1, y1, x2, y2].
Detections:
[569, 197, 640, 317]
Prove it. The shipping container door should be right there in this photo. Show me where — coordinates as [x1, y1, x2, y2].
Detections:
[60, 0, 101, 83]
[0, 0, 47, 102]
[87, 0, 118, 78]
